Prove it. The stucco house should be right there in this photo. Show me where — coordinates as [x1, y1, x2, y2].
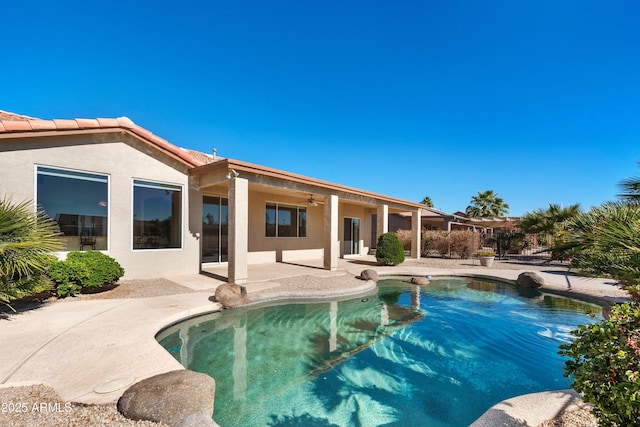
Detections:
[0, 110, 423, 282]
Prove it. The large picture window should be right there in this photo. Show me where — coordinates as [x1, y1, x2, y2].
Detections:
[36, 166, 109, 251]
[133, 180, 182, 249]
[265, 203, 307, 238]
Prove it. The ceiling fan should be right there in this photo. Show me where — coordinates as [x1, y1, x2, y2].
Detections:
[306, 194, 324, 206]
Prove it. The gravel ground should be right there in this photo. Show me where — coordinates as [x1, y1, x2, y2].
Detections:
[0, 256, 596, 426]
[0, 384, 168, 427]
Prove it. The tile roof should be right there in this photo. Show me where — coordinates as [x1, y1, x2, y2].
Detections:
[0, 110, 217, 167]
[0, 110, 35, 121]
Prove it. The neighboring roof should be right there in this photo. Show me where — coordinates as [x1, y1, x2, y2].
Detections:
[0, 109, 216, 168]
[0, 110, 35, 121]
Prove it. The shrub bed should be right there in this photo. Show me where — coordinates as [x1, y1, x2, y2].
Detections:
[49, 251, 124, 297]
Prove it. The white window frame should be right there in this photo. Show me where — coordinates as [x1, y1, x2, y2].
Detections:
[35, 165, 111, 253]
[131, 178, 184, 251]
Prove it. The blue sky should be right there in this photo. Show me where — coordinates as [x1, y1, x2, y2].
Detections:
[3, 1, 639, 216]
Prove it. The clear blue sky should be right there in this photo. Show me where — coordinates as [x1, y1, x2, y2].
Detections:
[3, 0, 639, 216]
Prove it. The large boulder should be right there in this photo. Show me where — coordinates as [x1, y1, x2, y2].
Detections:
[359, 269, 379, 281]
[117, 370, 215, 426]
[516, 272, 545, 288]
[409, 277, 430, 286]
[214, 283, 248, 308]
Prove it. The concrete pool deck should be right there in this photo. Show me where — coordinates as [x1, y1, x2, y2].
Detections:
[0, 256, 630, 425]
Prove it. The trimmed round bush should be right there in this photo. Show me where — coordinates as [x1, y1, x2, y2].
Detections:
[49, 251, 124, 297]
[376, 232, 405, 266]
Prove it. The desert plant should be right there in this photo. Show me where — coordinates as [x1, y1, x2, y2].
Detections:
[559, 302, 640, 426]
[421, 230, 480, 259]
[421, 230, 449, 257]
[519, 203, 581, 258]
[0, 197, 63, 308]
[556, 186, 640, 424]
[376, 232, 405, 266]
[448, 230, 480, 259]
[49, 251, 124, 297]
[477, 250, 495, 257]
[394, 229, 413, 250]
[559, 200, 640, 298]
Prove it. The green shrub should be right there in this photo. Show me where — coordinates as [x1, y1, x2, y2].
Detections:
[376, 232, 405, 266]
[49, 251, 124, 297]
[48, 259, 90, 297]
[560, 302, 640, 426]
[66, 251, 124, 287]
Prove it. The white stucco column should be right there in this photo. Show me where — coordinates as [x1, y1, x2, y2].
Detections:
[411, 209, 421, 259]
[329, 301, 338, 353]
[323, 194, 339, 271]
[228, 176, 248, 284]
[376, 204, 388, 246]
[233, 320, 247, 399]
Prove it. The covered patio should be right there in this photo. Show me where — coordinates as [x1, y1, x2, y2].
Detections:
[190, 158, 424, 284]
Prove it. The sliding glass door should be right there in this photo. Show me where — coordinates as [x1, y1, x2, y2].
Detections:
[343, 217, 360, 255]
[202, 196, 228, 263]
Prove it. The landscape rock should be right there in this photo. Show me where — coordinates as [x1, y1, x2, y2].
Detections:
[214, 283, 248, 308]
[517, 271, 545, 288]
[174, 411, 219, 427]
[409, 277, 431, 286]
[117, 370, 215, 426]
[359, 269, 379, 281]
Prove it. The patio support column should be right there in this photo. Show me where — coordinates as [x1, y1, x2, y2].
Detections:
[376, 204, 388, 244]
[411, 209, 421, 259]
[323, 194, 339, 271]
[228, 176, 248, 284]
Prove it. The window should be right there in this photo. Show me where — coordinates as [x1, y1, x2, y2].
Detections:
[133, 180, 182, 249]
[36, 166, 109, 251]
[265, 203, 307, 237]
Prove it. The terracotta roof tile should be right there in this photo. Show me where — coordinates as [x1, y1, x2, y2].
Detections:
[29, 120, 57, 131]
[52, 119, 80, 130]
[75, 118, 100, 128]
[0, 111, 206, 167]
[0, 110, 35, 121]
[2, 120, 33, 131]
[96, 118, 121, 127]
[183, 149, 218, 165]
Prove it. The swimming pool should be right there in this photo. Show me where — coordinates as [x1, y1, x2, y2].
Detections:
[157, 277, 601, 426]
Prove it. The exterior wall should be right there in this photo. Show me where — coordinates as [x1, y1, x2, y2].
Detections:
[0, 133, 201, 279]
[246, 190, 325, 262]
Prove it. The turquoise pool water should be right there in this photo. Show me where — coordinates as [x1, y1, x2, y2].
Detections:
[157, 277, 601, 426]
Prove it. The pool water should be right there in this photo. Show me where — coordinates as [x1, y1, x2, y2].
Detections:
[157, 277, 601, 427]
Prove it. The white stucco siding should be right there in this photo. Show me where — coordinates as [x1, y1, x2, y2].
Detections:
[0, 133, 201, 279]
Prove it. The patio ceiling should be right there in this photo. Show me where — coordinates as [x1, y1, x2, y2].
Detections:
[191, 158, 423, 213]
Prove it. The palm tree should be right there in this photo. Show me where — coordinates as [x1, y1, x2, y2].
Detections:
[519, 203, 581, 235]
[0, 198, 63, 307]
[519, 203, 581, 254]
[565, 200, 640, 296]
[465, 190, 509, 217]
[420, 196, 434, 208]
[618, 161, 640, 200]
